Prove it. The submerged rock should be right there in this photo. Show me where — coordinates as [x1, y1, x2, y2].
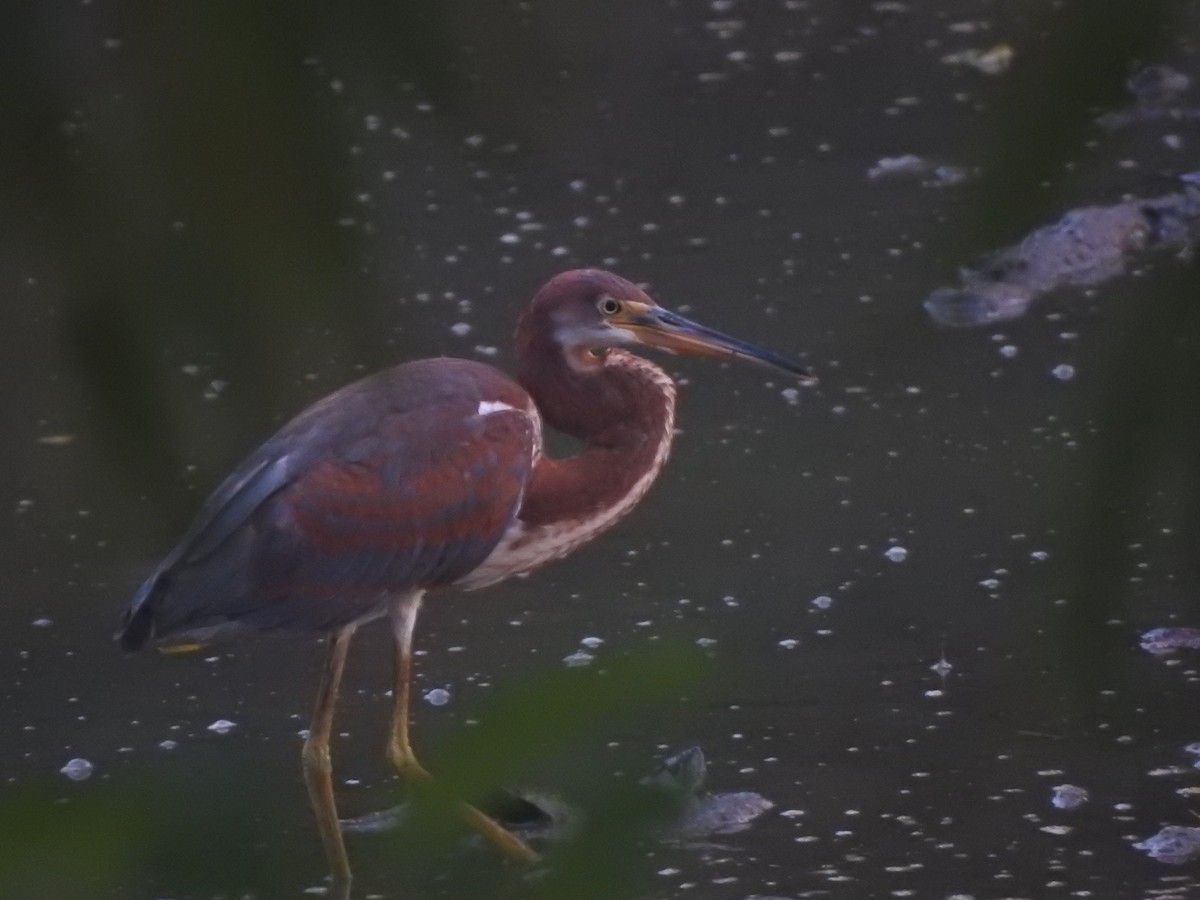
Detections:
[1050, 783, 1089, 810]
[1135, 825, 1200, 864]
[1140, 626, 1200, 655]
[640, 746, 774, 839]
[925, 181, 1200, 327]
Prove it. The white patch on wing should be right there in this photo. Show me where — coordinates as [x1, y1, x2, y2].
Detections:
[478, 399, 520, 416]
[457, 354, 675, 590]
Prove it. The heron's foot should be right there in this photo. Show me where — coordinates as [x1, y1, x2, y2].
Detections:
[385, 742, 539, 863]
[457, 800, 540, 862]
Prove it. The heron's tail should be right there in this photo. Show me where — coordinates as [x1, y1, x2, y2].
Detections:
[117, 572, 168, 651]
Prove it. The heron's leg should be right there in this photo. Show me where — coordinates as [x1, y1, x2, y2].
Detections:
[386, 593, 538, 863]
[385, 592, 428, 779]
[302, 624, 357, 899]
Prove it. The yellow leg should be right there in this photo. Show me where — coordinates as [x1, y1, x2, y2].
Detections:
[387, 593, 539, 863]
[386, 593, 427, 780]
[302, 624, 357, 899]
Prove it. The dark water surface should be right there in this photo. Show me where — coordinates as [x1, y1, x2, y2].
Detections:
[7, 2, 1200, 897]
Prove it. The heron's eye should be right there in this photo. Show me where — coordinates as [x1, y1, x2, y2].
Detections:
[597, 296, 622, 316]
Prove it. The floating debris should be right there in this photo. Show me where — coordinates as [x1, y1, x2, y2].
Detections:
[1141, 627, 1200, 655]
[563, 650, 595, 667]
[867, 154, 976, 188]
[1135, 825, 1200, 864]
[1098, 64, 1200, 130]
[60, 757, 94, 781]
[1040, 824, 1073, 835]
[868, 156, 929, 179]
[941, 43, 1015, 75]
[1050, 783, 1089, 810]
[925, 180, 1200, 327]
[202, 379, 229, 401]
[37, 434, 76, 447]
[1129, 64, 1193, 106]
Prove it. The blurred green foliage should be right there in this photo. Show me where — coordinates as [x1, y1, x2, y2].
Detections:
[0, 646, 705, 898]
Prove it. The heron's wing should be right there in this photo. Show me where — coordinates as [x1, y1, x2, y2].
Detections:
[264, 400, 535, 619]
[117, 452, 294, 650]
[167, 456, 293, 569]
[121, 385, 535, 647]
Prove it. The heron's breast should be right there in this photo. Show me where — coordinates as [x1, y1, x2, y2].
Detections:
[453, 504, 631, 590]
[454, 444, 670, 591]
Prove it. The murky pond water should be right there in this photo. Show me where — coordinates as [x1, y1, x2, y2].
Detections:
[6, 1, 1200, 897]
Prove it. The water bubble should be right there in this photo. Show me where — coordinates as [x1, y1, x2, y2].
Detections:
[423, 688, 451, 707]
[1051, 364, 1076, 381]
[60, 758, 94, 781]
[207, 719, 237, 735]
[580, 636, 604, 649]
[811, 595, 833, 609]
[884, 546, 909, 563]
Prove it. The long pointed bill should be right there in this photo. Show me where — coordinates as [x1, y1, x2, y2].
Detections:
[616, 303, 817, 384]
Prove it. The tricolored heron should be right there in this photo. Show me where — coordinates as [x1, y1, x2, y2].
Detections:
[119, 269, 814, 894]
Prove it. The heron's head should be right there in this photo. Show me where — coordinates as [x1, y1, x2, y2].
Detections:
[522, 268, 816, 382]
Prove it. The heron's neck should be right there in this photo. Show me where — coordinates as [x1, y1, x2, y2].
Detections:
[516, 346, 677, 532]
